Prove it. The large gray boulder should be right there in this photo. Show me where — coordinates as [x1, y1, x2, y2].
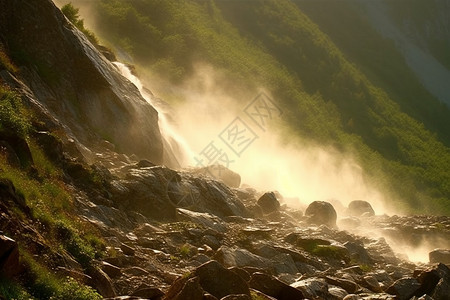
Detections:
[305, 201, 337, 228]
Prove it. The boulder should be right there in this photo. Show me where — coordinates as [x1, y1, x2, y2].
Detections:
[386, 277, 421, 300]
[214, 246, 271, 270]
[248, 272, 304, 300]
[413, 263, 450, 299]
[100, 261, 122, 278]
[290, 278, 329, 299]
[193, 260, 251, 299]
[87, 266, 116, 298]
[304, 201, 337, 228]
[257, 192, 280, 214]
[347, 200, 375, 217]
[0, 235, 20, 278]
[164, 276, 204, 300]
[195, 165, 241, 188]
[429, 249, 450, 264]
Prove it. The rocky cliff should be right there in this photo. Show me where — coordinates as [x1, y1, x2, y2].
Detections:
[0, 0, 163, 164]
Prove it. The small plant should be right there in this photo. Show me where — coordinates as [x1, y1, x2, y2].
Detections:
[179, 243, 192, 258]
[61, 3, 99, 46]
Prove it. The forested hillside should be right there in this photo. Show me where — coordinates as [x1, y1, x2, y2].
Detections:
[62, 0, 450, 215]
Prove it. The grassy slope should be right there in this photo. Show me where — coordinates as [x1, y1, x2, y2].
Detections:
[89, 0, 449, 214]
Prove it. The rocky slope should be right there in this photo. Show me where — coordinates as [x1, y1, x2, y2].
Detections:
[1, 1, 450, 300]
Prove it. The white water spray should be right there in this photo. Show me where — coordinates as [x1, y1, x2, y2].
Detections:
[113, 62, 194, 167]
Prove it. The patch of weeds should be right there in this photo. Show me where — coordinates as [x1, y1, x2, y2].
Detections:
[21, 251, 101, 299]
[0, 277, 33, 300]
[0, 85, 31, 137]
[179, 243, 192, 259]
[0, 46, 18, 73]
[359, 264, 373, 272]
[55, 220, 96, 268]
[310, 245, 350, 262]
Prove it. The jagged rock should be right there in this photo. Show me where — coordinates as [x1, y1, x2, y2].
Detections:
[248, 272, 304, 300]
[305, 201, 337, 228]
[177, 209, 227, 233]
[429, 249, 450, 264]
[328, 286, 348, 299]
[131, 287, 164, 299]
[362, 275, 383, 292]
[87, 266, 117, 298]
[215, 246, 271, 270]
[101, 261, 122, 278]
[0, 235, 20, 278]
[193, 260, 251, 298]
[344, 241, 373, 265]
[325, 276, 359, 294]
[219, 295, 251, 300]
[291, 278, 329, 299]
[120, 243, 135, 256]
[386, 277, 421, 300]
[164, 276, 204, 300]
[257, 192, 280, 214]
[347, 200, 375, 217]
[413, 263, 450, 299]
[194, 165, 241, 188]
[432, 277, 450, 300]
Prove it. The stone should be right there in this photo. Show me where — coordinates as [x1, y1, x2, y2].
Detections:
[431, 277, 450, 300]
[214, 246, 271, 270]
[429, 249, 450, 264]
[194, 260, 251, 299]
[328, 286, 348, 299]
[257, 192, 280, 214]
[0, 235, 20, 278]
[120, 243, 135, 256]
[291, 278, 329, 299]
[304, 201, 337, 228]
[87, 266, 116, 298]
[177, 209, 227, 233]
[325, 276, 359, 294]
[249, 273, 304, 300]
[414, 263, 450, 298]
[386, 277, 421, 300]
[344, 241, 373, 265]
[165, 276, 204, 300]
[219, 295, 251, 300]
[131, 287, 164, 299]
[100, 261, 121, 278]
[347, 200, 375, 217]
[362, 275, 382, 292]
[194, 165, 241, 188]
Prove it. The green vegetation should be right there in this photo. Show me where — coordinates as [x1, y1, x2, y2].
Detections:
[62, 3, 99, 46]
[0, 82, 103, 299]
[0, 47, 18, 73]
[85, 0, 450, 215]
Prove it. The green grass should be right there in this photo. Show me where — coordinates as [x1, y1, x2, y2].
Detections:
[0, 85, 31, 137]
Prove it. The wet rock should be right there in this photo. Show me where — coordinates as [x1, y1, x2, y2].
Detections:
[101, 261, 122, 278]
[362, 275, 383, 292]
[386, 277, 420, 300]
[177, 208, 227, 233]
[248, 272, 304, 300]
[325, 276, 359, 294]
[344, 241, 373, 265]
[87, 266, 117, 298]
[194, 165, 241, 188]
[193, 260, 251, 298]
[257, 192, 280, 214]
[164, 276, 203, 300]
[347, 200, 375, 217]
[219, 295, 251, 300]
[0, 235, 20, 278]
[120, 243, 135, 256]
[429, 249, 450, 264]
[305, 201, 337, 228]
[215, 246, 271, 270]
[291, 278, 329, 299]
[131, 286, 164, 299]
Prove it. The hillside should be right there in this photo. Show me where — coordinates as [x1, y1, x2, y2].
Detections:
[56, 0, 450, 215]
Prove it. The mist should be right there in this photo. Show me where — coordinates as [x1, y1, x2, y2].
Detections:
[141, 63, 392, 216]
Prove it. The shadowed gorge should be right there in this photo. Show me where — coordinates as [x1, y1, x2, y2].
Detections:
[0, 0, 449, 299]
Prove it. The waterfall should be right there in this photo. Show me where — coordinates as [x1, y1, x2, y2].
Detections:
[113, 62, 194, 168]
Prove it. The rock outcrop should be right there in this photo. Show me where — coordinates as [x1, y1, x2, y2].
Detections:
[0, 0, 163, 163]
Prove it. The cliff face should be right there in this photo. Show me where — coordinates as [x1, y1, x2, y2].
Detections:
[0, 0, 163, 163]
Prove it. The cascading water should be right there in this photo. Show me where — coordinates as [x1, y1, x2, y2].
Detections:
[113, 62, 194, 168]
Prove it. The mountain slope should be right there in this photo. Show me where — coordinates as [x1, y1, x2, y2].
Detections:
[66, 0, 450, 215]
